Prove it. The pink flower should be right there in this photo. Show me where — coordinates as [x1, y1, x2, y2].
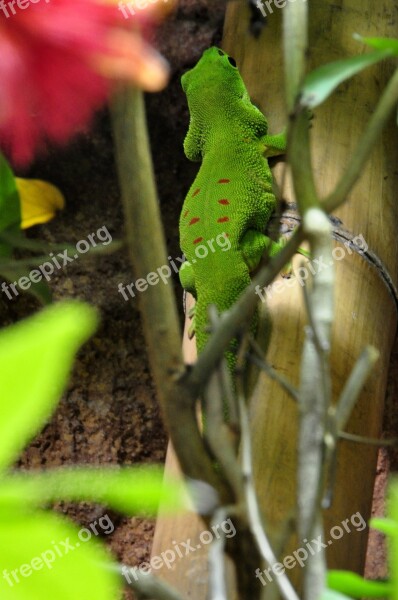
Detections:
[0, 0, 170, 165]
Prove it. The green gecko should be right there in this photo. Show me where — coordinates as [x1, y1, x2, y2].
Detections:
[179, 47, 286, 365]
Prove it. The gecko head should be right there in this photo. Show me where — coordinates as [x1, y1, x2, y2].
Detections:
[181, 47, 249, 103]
[181, 47, 269, 158]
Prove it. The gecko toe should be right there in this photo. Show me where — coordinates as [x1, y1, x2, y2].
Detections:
[188, 322, 196, 339]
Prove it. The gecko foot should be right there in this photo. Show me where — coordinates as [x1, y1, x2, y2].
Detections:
[187, 304, 196, 339]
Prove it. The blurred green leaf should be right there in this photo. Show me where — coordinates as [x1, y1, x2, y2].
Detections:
[0, 302, 98, 470]
[0, 265, 52, 305]
[388, 482, 398, 600]
[0, 466, 185, 515]
[0, 231, 124, 254]
[0, 232, 123, 256]
[328, 480, 398, 600]
[0, 509, 120, 600]
[354, 34, 398, 53]
[0, 154, 22, 258]
[371, 517, 398, 537]
[0, 300, 186, 600]
[300, 48, 393, 108]
[327, 570, 391, 598]
[0, 231, 76, 255]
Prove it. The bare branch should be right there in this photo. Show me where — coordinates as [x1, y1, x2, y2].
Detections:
[334, 346, 380, 431]
[116, 564, 185, 600]
[236, 350, 300, 600]
[111, 86, 226, 496]
[248, 337, 300, 402]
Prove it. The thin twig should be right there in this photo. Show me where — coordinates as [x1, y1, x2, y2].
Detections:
[111, 86, 226, 496]
[339, 431, 398, 447]
[237, 384, 300, 600]
[209, 507, 229, 600]
[334, 346, 380, 431]
[203, 366, 243, 500]
[301, 279, 331, 416]
[297, 208, 333, 543]
[248, 337, 300, 402]
[284, 2, 331, 596]
[115, 564, 186, 600]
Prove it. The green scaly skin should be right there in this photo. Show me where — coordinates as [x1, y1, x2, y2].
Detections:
[179, 47, 286, 365]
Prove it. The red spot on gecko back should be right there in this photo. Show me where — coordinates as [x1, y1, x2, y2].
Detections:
[217, 217, 230, 223]
[218, 179, 230, 184]
[193, 237, 204, 244]
[218, 199, 230, 205]
[183, 210, 189, 218]
[192, 188, 201, 197]
[189, 217, 200, 225]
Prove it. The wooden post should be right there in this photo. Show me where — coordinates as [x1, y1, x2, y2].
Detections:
[223, 0, 398, 581]
[150, 0, 398, 595]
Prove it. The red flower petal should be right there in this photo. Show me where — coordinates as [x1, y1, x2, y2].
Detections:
[0, 0, 169, 164]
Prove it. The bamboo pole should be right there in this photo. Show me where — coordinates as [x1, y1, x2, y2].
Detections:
[150, 0, 398, 596]
[222, 0, 398, 581]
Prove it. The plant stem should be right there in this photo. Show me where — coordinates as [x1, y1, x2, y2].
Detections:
[111, 86, 226, 495]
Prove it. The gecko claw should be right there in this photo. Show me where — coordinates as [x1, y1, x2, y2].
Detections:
[188, 321, 196, 339]
[187, 304, 196, 339]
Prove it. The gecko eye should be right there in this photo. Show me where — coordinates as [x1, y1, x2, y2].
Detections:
[218, 49, 224, 56]
[228, 56, 237, 68]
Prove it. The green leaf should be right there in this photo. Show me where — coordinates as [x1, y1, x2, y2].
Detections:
[0, 302, 98, 470]
[0, 231, 76, 254]
[0, 153, 22, 258]
[300, 48, 393, 108]
[0, 466, 185, 515]
[0, 231, 122, 256]
[370, 517, 398, 537]
[354, 34, 398, 54]
[387, 482, 398, 598]
[0, 509, 120, 600]
[0, 265, 52, 305]
[327, 570, 392, 598]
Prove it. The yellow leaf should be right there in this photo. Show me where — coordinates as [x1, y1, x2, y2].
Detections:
[15, 178, 65, 230]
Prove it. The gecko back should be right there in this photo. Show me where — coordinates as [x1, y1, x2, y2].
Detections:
[179, 47, 285, 366]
